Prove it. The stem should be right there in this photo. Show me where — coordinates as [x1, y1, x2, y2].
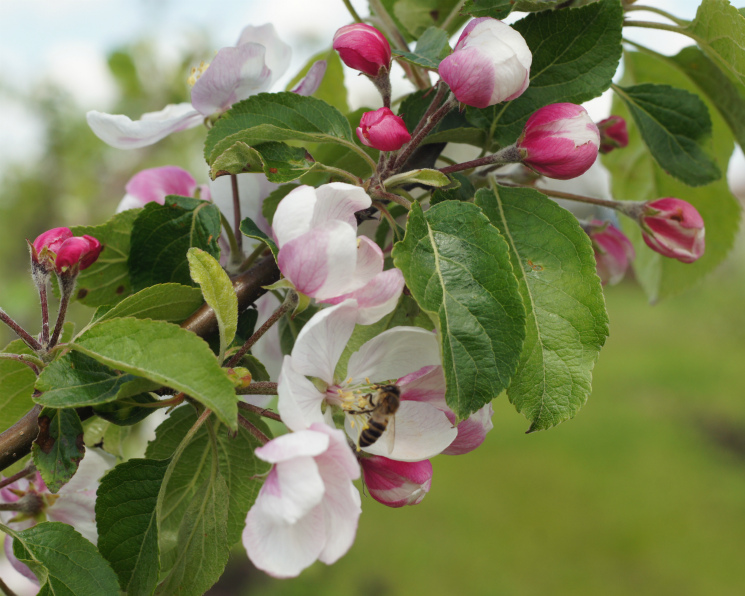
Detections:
[238, 413, 271, 444]
[231, 174, 243, 255]
[236, 382, 279, 395]
[238, 401, 282, 422]
[624, 5, 688, 26]
[0, 464, 36, 490]
[0, 503, 24, 511]
[341, 0, 364, 23]
[371, 187, 412, 210]
[340, 140, 379, 174]
[506, 183, 646, 219]
[38, 282, 49, 346]
[373, 201, 403, 242]
[0, 353, 41, 375]
[315, 163, 364, 185]
[0, 308, 42, 352]
[238, 242, 267, 273]
[0, 575, 18, 596]
[227, 291, 298, 368]
[219, 211, 244, 270]
[440, 0, 467, 31]
[439, 145, 521, 175]
[409, 83, 448, 141]
[48, 287, 71, 349]
[623, 20, 688, 35]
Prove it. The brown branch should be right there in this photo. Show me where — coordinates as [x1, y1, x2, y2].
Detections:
[0, 256, 280, 472]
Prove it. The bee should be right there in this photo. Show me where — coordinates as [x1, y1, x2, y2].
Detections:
[351, 384, 401, 449]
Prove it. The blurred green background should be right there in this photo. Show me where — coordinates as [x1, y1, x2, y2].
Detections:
[3, 4, 745, 594]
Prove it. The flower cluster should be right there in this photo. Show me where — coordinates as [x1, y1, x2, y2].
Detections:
[31, 228, 103, 276]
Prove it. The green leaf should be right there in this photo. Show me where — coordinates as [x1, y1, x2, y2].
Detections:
[384, 168, 452, 188]
[205, 92, 356, 166]
[35, 352, 142, 408]
[431, 172, 476, 205]
[286, 50, 349, 113]
[393, 26, 451, 69]
[669, 45, 745, 151]
[187, 248, 238, 361]
[128, 196, 222, 292]
[464, 0, 565, 18]
[475, 185, 609, 431]
[0, 340, 36, 435]
[262, 183, 300, 225]
[382, 0, 469, 39]
[31, 408, 85, 493]
[92, 392, 159, 427]
[70, 209, 139, 307]
[4, 521, 120, 595]
[400, 90, 485, 146]
[392, 201, 526, 418]
[240, 216, 279, 260]
[147, 406, 269, 557]
[687, 0, 745, 88]
[602, 50, 740, 301]
[96, 458, 170, 596]
[91, 283, 204, 325]
[466, 0, 623, 148]
[612, 83, 720, 187]
[71, 317, 238, 429]
[210, 140, 319, 183]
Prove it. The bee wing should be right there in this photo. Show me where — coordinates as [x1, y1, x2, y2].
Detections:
[381, 414, 396, 454]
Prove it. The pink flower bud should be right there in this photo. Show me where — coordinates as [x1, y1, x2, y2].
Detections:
[356, 107, 411, 152]
[597, 116, 629, 154]
[33, 227, 73, 258]
[517, 103, 600, 180]
[639, 198, 705, 263]
[361, 456, 432, 508]
[439, 17, 531, 108]
[56, 235, 104, 273]
[586, 220, 635, 285]
[333, 23, 391, 77]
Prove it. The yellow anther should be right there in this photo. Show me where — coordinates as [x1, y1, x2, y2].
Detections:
[365, 377, 371, 384]
[187, 61, 210, 86]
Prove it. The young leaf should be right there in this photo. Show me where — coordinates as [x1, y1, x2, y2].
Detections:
[602, 50, 740, 301]
[96, 458, 170, 596]
[392, 201, 526, 419]
[204, 92, 356, 166]
[70, 209, 139, 307]
[209, 140, 319, 183]
[466, 0, 623, 148]
[128, 196, 222, 292]
[31, 408, 85, 493]
[384, 168, 451, 189]
[393, 26, 451, 69]
[0, 340, 36, 435]
[240, 217, 279, 260]
[187, 248, 238, 361]
[71, 318, 238, 429]
[475, 185, 609, 432]
[4, 521, 120, 595]
[687, 0, 745, 88]
[91, 283, 204, 325]
[35, 352, 142, 408]
[612, 83, 720, 187]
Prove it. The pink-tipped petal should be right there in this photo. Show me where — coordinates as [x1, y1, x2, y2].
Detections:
[124, 166, 197, 207]
[311, 183, 372, 229]
[236, 24, 292, 88]
[361, 456, 432, 507]
[443, 403, 494, 455]
[86, 103, 202, 149]
[272, 185, 318, 246]
[292, 60, 327, 96]
[321, 268, 405, 325]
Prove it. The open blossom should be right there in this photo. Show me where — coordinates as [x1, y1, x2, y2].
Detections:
[31, 228, 103, 275]
[116, 166, 211, 212]
[518, 103, 600, 180]
[1, 450, 112, 586]
[243, 424, 361, 578]
[333, 23, 391, 77]
[87, 25, 324, 149]
[278, 300, 457, 461]
[439, 17, 531, 108]
[586, 220, 635, 285]
[639, 198, 705, 263]
[360, 457, 432, 508]
[273, 183, 404, 324]
[356, 108, 411, 152]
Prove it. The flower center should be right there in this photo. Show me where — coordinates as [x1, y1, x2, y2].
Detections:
[187, 61, 210, 87]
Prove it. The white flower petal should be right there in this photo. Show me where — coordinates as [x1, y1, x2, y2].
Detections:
[311, 183, 371, 229]
[346, 326, 440, 382]
[236, 24, 292, 88]
[277, 356, 328, 431]
[271, 457, 325, 523]
[272, 185, 318, 246]
[47, 492, 98, 544]
[255, 429, 330, 464]
[86, 103, 202, 149]
[316, 459, 361, 565]
[59, 448, 114, 494]
[292, 60, 327, 96]
[290, 301, 358, 384]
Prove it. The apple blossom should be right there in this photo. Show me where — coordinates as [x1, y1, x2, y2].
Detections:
[439, 17, 531, 108]
[639, 198, 705, 263]
[517, 103, 600, 180]
[278, 300, 457, 462]
[585, 220, 635, 285]
[31, 228, 103, 275]
[332, 23, 391, 77]
[272, 183, 404, 322]
[356, 107, 411, 152]
[597, 115, 629, 154]
[360, 456, 432, 508]
[242, 423, 361, 578]
[116, 166, 210, 212]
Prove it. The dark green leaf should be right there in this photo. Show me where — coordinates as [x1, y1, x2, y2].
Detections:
[475, 185, 609, 431]
[91, 283, 204, 325]
[31, 408, 84, 493]
[612, 83, 720, 186]
[464, 0, 565, 19]
[286, 50, 349, 113]
[5, 521, 120, 595]
[431, 172, 476, 204]
[278, 304, 319, 355]
[92, 392, 159, 427]
[71, 317, 238, 429]
[210, 140, 319, 183]
[96, 458, 170, 595]
[392, 201, 526, 418]
[393, 26, 451, 69]
[466, 0, 623, 148]
[204, 92, 356, 167]
[71, 209, 139, 307]
[128, 196, 221, 292]
[240, 217, 279, 260]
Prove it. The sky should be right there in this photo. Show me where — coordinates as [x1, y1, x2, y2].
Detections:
[0, 0, 741, 179]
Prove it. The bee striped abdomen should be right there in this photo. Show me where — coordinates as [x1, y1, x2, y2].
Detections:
[359, 419, 388, 447]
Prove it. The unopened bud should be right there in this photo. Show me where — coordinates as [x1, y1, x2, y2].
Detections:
[356, 107, 411, 152]
[597, 116, 629, 154]
[639, 198, 705, 263]
[333, 23, 391, 77]
[585, 220, 635, 285]
[360, 456, 432, 508]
